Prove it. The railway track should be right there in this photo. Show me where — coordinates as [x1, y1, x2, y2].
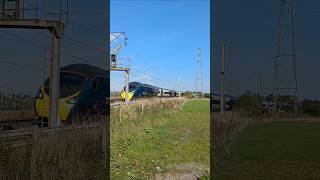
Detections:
[0, 111, 37, 131]
[1, 97, 181, 132]
[262, 114, 314, 118]
[0, 118, 36, 131]
[0, 123, 103, 147]
[111, 100, 138, 107]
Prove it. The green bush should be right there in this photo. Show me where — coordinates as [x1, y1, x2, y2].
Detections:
[302, 99, 320, 116]
[235, 91, 263, 118]
[183, 91, 193, 99]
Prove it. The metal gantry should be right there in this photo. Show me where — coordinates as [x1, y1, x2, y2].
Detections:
[0, 0, 67, 127]
[110, 32, 130, 104]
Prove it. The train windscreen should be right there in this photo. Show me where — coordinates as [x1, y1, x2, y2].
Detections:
[44, 72, 85, 98]
[128, 84, 138, 91]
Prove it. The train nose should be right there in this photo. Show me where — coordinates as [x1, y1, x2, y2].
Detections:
[120, 90, 126, 100]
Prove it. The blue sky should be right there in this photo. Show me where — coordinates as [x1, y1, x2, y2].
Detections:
[111, 0, 210, 92]
[214, 0, 320, 100]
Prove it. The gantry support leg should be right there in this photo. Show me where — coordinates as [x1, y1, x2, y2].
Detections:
[49, 30, 62, 127]
[125, 70, 129, 104]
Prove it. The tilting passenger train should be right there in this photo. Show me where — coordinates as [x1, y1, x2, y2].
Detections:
[34, 63, 108, 126]
[120, 82, 177, 101]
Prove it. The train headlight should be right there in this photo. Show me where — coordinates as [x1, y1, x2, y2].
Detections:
[67, 96, 79, 104]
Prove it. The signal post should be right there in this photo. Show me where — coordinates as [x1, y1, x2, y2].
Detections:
[110, 32, 130, 104]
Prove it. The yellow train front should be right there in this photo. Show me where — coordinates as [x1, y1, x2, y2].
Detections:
[120, 89, 134, 101]
[34, 64, 108, 126]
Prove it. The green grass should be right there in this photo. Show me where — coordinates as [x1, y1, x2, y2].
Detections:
[216, 121, 320, 180]
[111, 100, 210, 179]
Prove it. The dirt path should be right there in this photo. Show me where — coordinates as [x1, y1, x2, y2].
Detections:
[154, 163, 209, 180]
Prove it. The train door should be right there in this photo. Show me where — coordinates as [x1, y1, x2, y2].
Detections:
[144, 87, 151, 97]
[87, 77, 107, 112]
[97, 77, 108, 100]
[83, 78, 99, 111]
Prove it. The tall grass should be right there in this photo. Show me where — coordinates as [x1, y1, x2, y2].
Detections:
[110, 98, 185, 177]
[111, 98, 185, 139]
[212, 111, 249, 161]
[212, 111, 249, 178]
[0, 116, 107, 180]
[213, 92, 260, 162]
[0, 99, 185, 179]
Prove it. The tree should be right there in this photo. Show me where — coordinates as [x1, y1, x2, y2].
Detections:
[302, 99, 320, 116]
[183, 91, 193, 99]
[235, 91, 263, 118]
[204, 93, 210, 98]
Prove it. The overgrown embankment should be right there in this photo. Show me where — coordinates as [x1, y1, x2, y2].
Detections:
[212, 112, 248, 162]
[213, 92, 260, 176]
[0, 120, 106, 180]
[111, 99, 210, 179]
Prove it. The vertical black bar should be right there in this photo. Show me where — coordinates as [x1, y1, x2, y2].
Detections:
[210, 0, 215, 179]
[15, 0, 18, 19]
[59, 0, 62, 22]
[66, 0, 69, 26]
[22, 0, 24, 19]
[0, 0, 2, 19]
[35, 0, 38, 19]
[104, 0, 110, 179]
[2, 0, 5, 19]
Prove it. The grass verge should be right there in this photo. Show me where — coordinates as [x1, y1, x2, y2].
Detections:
[111, 99, 210, 179]
[216, 121, 320, 180]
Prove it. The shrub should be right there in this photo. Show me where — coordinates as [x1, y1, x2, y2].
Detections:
[183, 91, 193, 99]
[302, 99, 320, 116]
[235, 91, 263, 118]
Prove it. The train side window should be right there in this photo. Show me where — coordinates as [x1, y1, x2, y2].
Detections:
[92, 77, 107, 91]
[213, 100, 219, 104]
[92, 79, 98, 91]
[99, 77, 107, 89]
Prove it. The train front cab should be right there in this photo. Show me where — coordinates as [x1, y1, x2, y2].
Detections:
[120, 89, 134, 101]
[35, 72, 84, 126]
[35, 72, 107, 126]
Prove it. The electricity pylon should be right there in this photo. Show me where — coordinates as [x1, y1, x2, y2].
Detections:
[273, 0, 298, 114]
[195, 48, 203, 98]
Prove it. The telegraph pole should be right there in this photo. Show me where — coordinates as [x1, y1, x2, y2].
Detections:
[220, 43, 225, 118]
[178, 75, 181, 98]
[200, 49, 203, 98]
[256, 72, 259, 97]
[0, 92, 2, 111]
[195, 51, 199, 98]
